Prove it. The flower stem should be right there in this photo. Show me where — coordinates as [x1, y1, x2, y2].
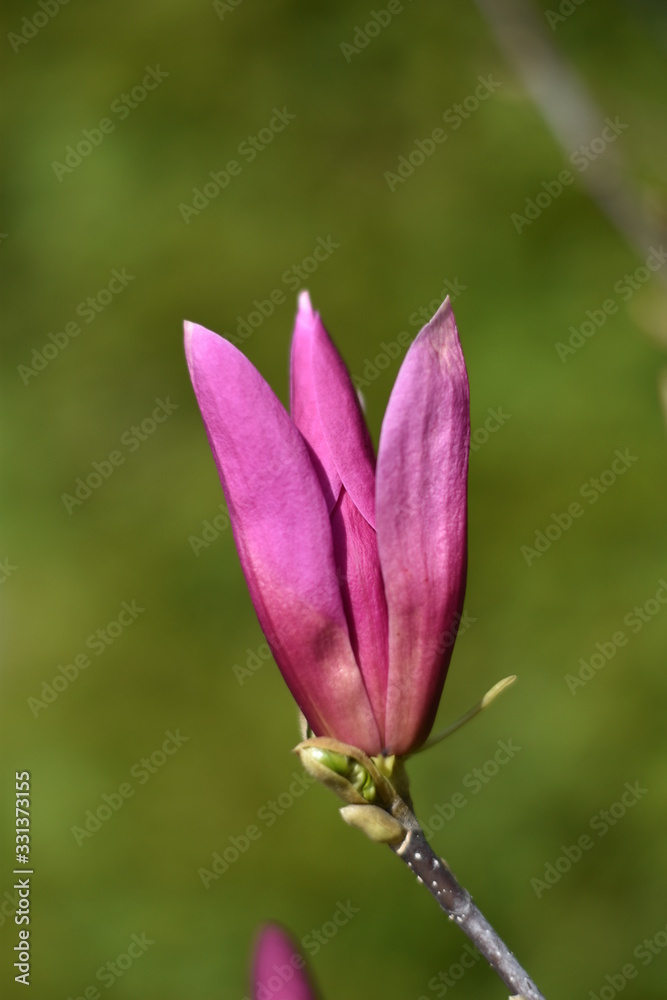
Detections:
[297, 736, 546, 997]
[389, 807, 546, 1000]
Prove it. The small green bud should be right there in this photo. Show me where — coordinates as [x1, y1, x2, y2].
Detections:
[299, 747, 377, 801]
[340, 804, 405, 844]
[295, 745, 368, 805]
[309, 747, 353, 777]
[294, 736, 400, 809]
[348, 761, 377, 803]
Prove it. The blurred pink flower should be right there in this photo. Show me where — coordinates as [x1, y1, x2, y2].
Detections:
[185, 292, 469, 756]
[251, 923, 316, 1000]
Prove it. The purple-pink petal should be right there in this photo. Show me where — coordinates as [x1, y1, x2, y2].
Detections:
[376, 299, 470, 755]
[330, 490, 388, 739]
[289, 296, 341, 512]
[184, 322, 382, 753]
[290, 292, 376, 526]
[252, 924, 316, 1000]
[290, 293, 389, 743]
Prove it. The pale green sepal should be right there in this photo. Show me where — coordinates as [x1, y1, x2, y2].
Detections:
[295, 745, 368, 805]
[340, 804, 406, 844]
[415, 675, 517, 756]
[294, 736, 400, 809]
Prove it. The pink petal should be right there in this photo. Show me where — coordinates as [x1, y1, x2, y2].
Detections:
[331, 490, 388, 739]
[376, 299, 470, 755]
[185, 321, 382, 753]
[252, 924, 316, 1000]
[290, 296, 341, 512]
[290, 291, 376, 526]
[290, 293, 389, 740]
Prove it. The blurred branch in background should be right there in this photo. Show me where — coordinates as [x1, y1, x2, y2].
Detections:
[473, 0, 667, 423]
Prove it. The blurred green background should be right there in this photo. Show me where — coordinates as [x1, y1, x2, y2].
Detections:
[2, 1, 667, 997]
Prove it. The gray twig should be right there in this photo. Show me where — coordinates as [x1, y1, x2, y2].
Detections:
[390, 803, 546, 1000]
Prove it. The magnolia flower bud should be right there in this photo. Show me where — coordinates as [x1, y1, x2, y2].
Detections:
[185, 293, 469, 757]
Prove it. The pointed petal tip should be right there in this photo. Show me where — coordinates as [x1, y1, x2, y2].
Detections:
[436, 293, 452, 315]
[183, 319, 217, 341]
[253, 924, 316, 1000]
[183, 320, 219, 372]
[293, 291, 318, 348]
[377, 290, 469, 754]
[183, 320, 199, 372]
[184, 321, 245, 365]
[418, 296, 468, 391]
[183, 319, 210, 352]
[427, 295, 458, 339]
[297, 289, 313, 315]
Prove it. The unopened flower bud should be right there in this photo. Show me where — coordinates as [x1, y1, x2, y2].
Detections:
[340, 804, 405, 844]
